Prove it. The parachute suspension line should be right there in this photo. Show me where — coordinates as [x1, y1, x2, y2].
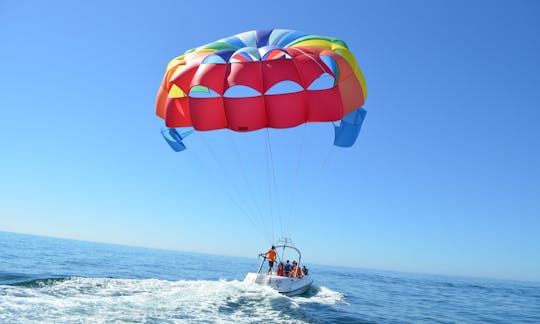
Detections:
[198, 133, 247, 213]
[288, 123, 308, 236]
[264, 128, 274, 242]
[321, 143, 336, 171]
[265, 128, 282, 242]
[189, 139, 268, 241]
[198, 132, 273, 242]
[226, 132, 269, 238]
[200, 132, 262, 218]
[193, 137, 272, 242]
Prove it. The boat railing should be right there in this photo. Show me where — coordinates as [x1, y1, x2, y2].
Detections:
[257, 239, 304, 275]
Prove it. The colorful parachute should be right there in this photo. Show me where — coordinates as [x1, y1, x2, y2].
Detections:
[155, 29, 368, 151]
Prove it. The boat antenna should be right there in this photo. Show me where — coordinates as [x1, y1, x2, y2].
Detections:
[277, 237, 294, 247]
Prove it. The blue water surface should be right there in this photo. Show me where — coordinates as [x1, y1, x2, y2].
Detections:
[1, 231, 539, 323]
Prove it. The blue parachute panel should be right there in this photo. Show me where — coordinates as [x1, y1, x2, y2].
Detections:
[161, 127, 194, 152]
[333, 107, 367, 148]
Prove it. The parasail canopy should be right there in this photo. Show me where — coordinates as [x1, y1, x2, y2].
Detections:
[156, 29, 368, 150]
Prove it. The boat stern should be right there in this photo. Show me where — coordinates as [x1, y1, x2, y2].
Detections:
[244, 272, 313, 296]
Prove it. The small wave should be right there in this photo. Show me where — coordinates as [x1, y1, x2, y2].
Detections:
[0, 272, 75, 287]
[435, 280, 494, 292]
[0, 272, 33, 285]
[10, 277, 71, 288]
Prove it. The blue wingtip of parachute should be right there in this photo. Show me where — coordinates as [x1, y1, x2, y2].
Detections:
[334, 107, 367, 148]
[160, 127, 194, 152]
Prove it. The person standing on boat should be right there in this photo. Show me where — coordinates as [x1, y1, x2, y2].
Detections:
[260, 245, 277, 275]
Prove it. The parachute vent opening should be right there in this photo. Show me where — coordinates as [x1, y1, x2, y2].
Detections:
[224, 85, 262, 98]
[265, 81, 303, 95]
[202, 55, 227, 64]
[230, 47, 261, 63]
[260, 47, 292, 61]
[307, 73, 335, 90]
[189, 85, 220, 98]
[168, 84, 186, 98]
[320, 55, 339, 76]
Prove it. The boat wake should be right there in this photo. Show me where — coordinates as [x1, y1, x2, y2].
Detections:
[293, 283, 348, 305]
[0, 277, 345, 323]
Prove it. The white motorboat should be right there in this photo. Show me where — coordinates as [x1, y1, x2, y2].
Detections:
[244, 239, 313, 296]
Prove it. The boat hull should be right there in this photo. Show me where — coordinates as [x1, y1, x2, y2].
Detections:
[244, 272, 313, 296]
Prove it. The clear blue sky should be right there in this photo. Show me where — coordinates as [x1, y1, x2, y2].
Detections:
[1, 0, 539, 282]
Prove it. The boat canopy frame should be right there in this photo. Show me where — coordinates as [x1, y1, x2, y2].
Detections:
[257, 238, 303, 274]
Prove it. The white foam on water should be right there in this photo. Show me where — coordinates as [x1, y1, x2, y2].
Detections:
[292, 284, 348, 306]
[0, 278, 318, 323]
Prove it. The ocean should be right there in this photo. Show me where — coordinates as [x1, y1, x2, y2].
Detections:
[1, 231, 539, 323]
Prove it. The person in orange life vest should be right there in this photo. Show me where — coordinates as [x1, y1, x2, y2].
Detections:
[276, 262, 285, 276]
[289, 261, 303, 278]
[289, 261, 297, 278]
[296, 263, 303, 278]
[260, 245, 277, 275]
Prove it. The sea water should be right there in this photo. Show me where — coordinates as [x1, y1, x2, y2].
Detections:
[1, 231, 539, 323]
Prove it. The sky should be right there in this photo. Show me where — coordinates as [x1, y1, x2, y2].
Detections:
[1, 0, 539, 282]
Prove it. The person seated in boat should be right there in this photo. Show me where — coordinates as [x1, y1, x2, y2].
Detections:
[289, 261, 303, 278]
[289, 261, 298, 278]
[295, 263, 304, 278]
[276, 262, 285, 276]
[302, 265, 308, 276]
[283, 260, 291, 277]
[260, 245, 277, 275]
